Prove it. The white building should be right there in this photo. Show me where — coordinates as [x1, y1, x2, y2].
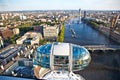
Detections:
[40, 19, 47, 22]
[0, 23, 4, 26]
[43, 25, 60, 40]
[13, 28, 20, 35]
[16, 32, 43, 45]
[20, 15, 27, 20]
[0, 36, 4, 48]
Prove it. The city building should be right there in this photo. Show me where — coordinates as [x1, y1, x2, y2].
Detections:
[40, 18, 47, 22]
[33, 25, 43, 34]
[43, 25, 60, 40]
[0, 36, 4, 48]
[20, 14, 27, 20]
[33, 42, 91, 79]
[3, 59, 33, 78]
[0, 22, 4, 26]
[16, 32, 43, 45]
[0, 27, 13, 39]
[79, 8, 82, 23]
[1, 14, 8, 20]
[0, 46, 23, 66]
[13, 28, 20, 35]
[117, 17, 120, 33]
[84, 11, 87, 18]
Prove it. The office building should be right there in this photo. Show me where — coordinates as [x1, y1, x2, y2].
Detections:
[79, 8, 82, 23]
[0, 46, 23, 66]
[33, 25, 43, 34]
[13, 28, 20, 35]
[43, 25, 60, 40]
[84, 11, 87, 18]
[16, 32, 43, 45]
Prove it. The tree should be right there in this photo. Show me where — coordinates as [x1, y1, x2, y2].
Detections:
[39, 39, 47, 45]
[57, 23, 65, 42]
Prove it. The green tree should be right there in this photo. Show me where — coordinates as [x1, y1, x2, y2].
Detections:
[57, 23, 65, 42]
[39, 39, 47, 45]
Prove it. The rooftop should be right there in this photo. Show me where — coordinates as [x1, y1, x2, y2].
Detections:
[0, 46, 21, 59]
[37, 44, 52, 54]
[0, 27, 7, 31]
[53, 43, 70, 56]
[36, 42, 89, 56]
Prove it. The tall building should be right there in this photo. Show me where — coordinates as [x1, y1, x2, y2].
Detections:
[84, 11, 87, 18]
[79, 8, 81, 23]
[33, 42, 91, 79]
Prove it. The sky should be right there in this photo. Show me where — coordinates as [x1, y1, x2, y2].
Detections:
[0, 0, 120, 11]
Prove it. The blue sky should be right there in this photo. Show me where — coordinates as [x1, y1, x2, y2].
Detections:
[0, 0, 120, 11]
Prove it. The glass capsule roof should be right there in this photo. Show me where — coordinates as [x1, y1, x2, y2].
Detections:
[34, 42, 91, 75]
[73, 46, 88, 55]
[36, 42, 89, 56]
[37, 44, 52, 54]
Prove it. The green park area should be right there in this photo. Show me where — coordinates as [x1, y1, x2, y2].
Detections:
[57, 23, 65, 42]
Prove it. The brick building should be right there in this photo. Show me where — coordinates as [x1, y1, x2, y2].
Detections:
[0, 27, 13, 39]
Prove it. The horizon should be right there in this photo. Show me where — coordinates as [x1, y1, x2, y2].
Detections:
[0, 9, 120, 12]
[0, 0, 120, 11]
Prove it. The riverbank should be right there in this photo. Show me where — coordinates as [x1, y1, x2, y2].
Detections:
[83, 19, 120, 44]
[57, 23, 65, 42]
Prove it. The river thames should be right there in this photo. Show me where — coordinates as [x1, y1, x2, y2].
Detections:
[64, 18, 118, 45]
[64, 18, 120, 80]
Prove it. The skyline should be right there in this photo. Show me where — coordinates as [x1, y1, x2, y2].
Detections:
[0, 0, 120, 11]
